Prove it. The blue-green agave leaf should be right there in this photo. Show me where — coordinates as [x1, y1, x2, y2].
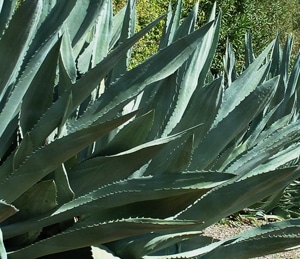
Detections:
[28, 15, 165, 148]
[37, 0, 57, 27]
[54, 164, 75, 206]
[143, 126, 199, 176]
[0, 0, 42, 96]
[140, 73, 179, 139]
[223, 39, 237, 85]
[110, 6, 126, 48]
[54, 171, 232, 222]
[286, 48, 300, 99]
[197, 3, 220, 88]
[11, 180, 57, 222]
[108, 231, 204, 259]
[142, 246, 220, 258]
[174, 1, 198, 38]
[72, 20, 215, 130]
[272, 88, 298, 123]
[91, 0, 113, 66]
[20, 38, 61, 134]
[176, 167, 300, 228]
[57, 91, 74, 138]
[2, 171, 232, 240]
[0, 115, 18, 161]
[159, 0, 182, 49]
[244, 32, 255, 68]
[0, 1, 75, 142]
[163, 12, 220, 136]
[269, 37, 292, 111]
[268, 36, 294, 123]
[242, 103, 282, 149]
[69, 132, 180, 196]
[76, 38, 94, 75]
[213, 42, 274, 128]
[190, 76, 278, 170]
[24, 0, 76, 66]
[94, 110, 154, 155]
[249, 113, 293, 149]
[63, 0, 90, 48]
[259, 187, 286, 213]
[0, 200, 18, 223]
[0, 0, 17, 37]
[8, 218, 199, 259]
[101, 172, 233, 222]
[60, 26, 77, 83]
[165, 134, 194, 173]
[110, 0, 136, 80]
[69, 0, 107, 50]
[280, 36, 293, 85]
[269, 33, 282, 78]
[226, 119, 300, 177]
[12, 133, 33, 171]
[0, 112, 136, 203]
[173, 77, 223, 145]
[217, 104, 284, 171]
[58, 53, 75, 95]
[247, 141, 300, 177]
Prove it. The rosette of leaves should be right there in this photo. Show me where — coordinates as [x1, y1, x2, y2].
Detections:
[0, 0, 300, 259]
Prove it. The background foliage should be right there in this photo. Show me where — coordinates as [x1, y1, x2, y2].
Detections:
[114, 0, 300, 73]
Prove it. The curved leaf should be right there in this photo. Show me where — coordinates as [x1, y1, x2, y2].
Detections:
[177, 167, 300, 228]
[20, 38, 61, 134]
[72, 20, 215, 131]
[0, 200, 18, 223]
[29, 15, 165, 148]
[0, 0, 42, 95]
[190, 76, 278, 170]
[8, 218, 199, 259]
[2, 171, 232, 240]
[0, 112, 136, 202]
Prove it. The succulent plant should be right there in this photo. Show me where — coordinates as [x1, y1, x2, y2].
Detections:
[0, 0, 300, 258]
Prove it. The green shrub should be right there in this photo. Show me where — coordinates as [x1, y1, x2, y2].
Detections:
[114, 0, 300, 73]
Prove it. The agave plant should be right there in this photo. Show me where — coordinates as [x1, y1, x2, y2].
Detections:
[0, 0, 300, 258]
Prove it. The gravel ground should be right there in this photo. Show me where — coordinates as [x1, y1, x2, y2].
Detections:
[203, 222, 300, 259]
